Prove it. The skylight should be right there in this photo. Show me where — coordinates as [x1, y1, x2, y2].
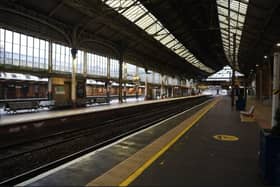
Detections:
[206, 65, 244, 81]
[102, 0, 214, 73]
[216, 0, 249, 70]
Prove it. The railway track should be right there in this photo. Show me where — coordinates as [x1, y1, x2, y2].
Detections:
[0, 96, 211, 185]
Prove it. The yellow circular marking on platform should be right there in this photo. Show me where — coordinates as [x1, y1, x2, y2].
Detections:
[213, 134, 239, 141]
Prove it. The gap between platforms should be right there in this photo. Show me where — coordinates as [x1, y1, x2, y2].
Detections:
[86, 98, 220, 186]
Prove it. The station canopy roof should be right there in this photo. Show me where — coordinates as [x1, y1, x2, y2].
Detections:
[206, 65, 244, 82]
[0, 0, 280, 78]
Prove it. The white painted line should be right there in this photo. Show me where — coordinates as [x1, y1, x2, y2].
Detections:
[17, 99, 211, 186]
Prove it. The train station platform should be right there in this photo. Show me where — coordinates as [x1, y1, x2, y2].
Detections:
[0, 97, 144, 126]
[0, 95, 213, 127]
[0, 96, 204, 127]
[18, 96, 268, 187]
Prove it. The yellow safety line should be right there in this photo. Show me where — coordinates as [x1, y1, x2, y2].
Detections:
[119, 99, 219, 186]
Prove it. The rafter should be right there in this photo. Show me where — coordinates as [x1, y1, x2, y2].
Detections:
[48, 0, 64, 17]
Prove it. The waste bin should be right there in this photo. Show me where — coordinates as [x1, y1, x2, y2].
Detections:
[236, 98, 245, 110]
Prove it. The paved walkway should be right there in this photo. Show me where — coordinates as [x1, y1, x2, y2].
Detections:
[129, 96, 267, 186]
[14, 96, 270, 186]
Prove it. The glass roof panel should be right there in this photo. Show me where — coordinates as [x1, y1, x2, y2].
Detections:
[188, 58, 197, 63]
[122, 6, 146, 22]
[159, 34, 174, 45]
[135, 14, 155, 29]
[145, 21, 164, 35]
[166, 39, 178, 49]
[106, 0, 134, 10]
[179, 50, 189, 56]
[176, 48, 189, 56]
[216, 0, 249, 68]
[173, 43, 183, 51]
[181, 53, 190, 58]
[186, 56, 195, 62]
[103, 0, 214, 73]
[154, 29, 169, 41]
[186, 53, 194, 59]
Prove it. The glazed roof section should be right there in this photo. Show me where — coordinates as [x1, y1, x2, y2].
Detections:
[217, 0, 249, 70]
[206, 65, 244, 81]
[103, 0, 214, 74]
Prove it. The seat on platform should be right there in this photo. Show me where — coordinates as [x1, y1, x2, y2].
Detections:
[39, 100, 55, 108]
[5, 101, 39, 112]
[240, 105, 255, 117]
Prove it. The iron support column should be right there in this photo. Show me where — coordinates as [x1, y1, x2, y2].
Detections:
[83, 51, 87, 77]
[145, 72, 148, 100]
[48, 41, 53, 100]
[231, 34, 236, 107]
[268, 58, 272, 101]
[48, 41, 53, 74]
[135, 66, 139, 100]
[48, 78, 52, 100]
[123, 62, 127, 102]
[259, 68, 263, 101]
[118, 55, 123, 103]
[71, 48, 77, 107]
[272, 50, 280, 128]
[106, 57, 110, 102]
[160, 74, 164, 99]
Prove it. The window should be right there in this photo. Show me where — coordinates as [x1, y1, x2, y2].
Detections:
[154, 72, 160, 84]
[52, 43, 71, 72]
[5, 30, 12, 64]
[87, 53, 107, 76]
[39, 40, 46, 69]
[126, 63, 136, 80]
[147, 71, 153, 83]
[33, 38, 40, 68]
[0, 29, 4, 64]
[27, 36, 33, 67]
[138, 67, 145, 81]
[12, 32, 20, 66]
[77, 50, 84, 74]
[110, 58, 119, 78]
[20, 34, 27, 66]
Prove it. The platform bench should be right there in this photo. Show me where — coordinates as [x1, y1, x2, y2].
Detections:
[95, 97, 109, 104]
[240, 105, 255, 117]
[39, 100, 55, 108]
[5, 101, 39, 112]
[76, 98, 90, 107]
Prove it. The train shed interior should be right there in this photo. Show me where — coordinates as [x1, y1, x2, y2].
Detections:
[0, 0, 280, 186]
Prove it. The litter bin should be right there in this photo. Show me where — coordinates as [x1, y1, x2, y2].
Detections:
[236, 98, 245, 111]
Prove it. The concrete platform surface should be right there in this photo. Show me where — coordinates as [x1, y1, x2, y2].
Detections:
[18, 96, 269, 187]
[131, 96, 268, 187]
[18, 98, 210, 186]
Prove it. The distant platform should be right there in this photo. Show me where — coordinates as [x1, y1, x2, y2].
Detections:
[0, 95, 203, 126]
